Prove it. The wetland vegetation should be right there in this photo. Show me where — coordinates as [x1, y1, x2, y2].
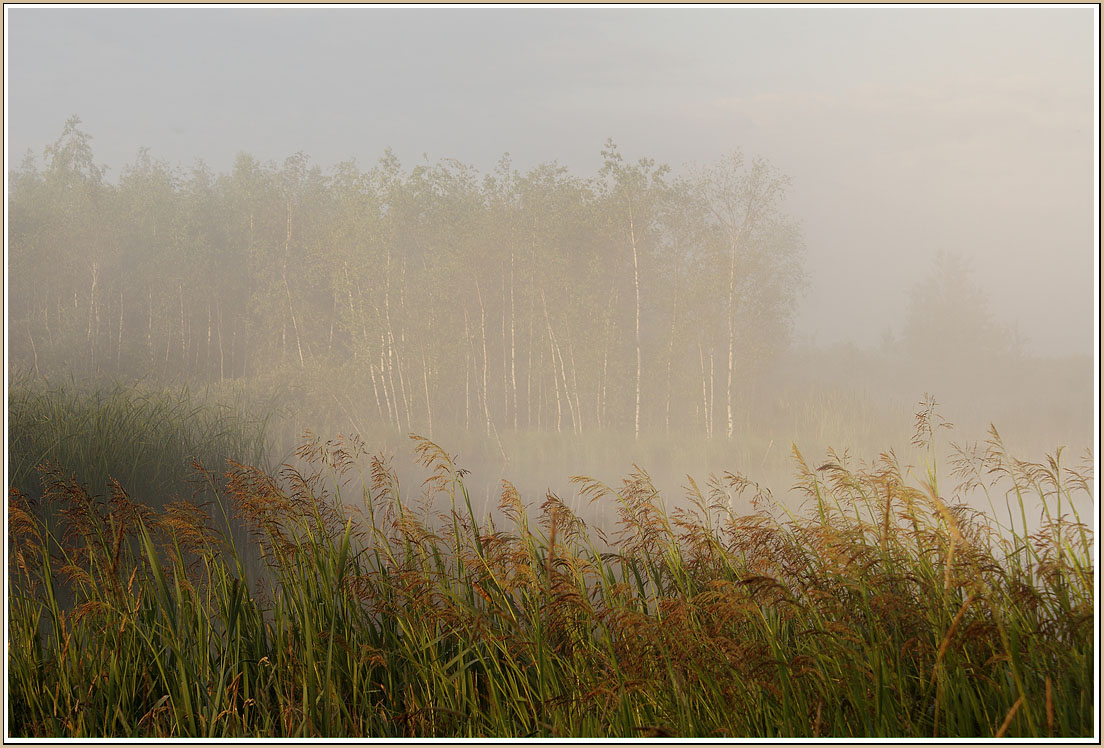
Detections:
[6, 120, 1095, 738]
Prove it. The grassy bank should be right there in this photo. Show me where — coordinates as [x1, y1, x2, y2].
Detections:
[7, 401, 1095, 738]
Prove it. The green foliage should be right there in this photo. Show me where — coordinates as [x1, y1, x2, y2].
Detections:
[8, 408, 1094, 738]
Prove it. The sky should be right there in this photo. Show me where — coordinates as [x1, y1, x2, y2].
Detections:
[5, 5, 1098, 356]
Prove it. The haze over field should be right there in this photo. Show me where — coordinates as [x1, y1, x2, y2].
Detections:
[7, 6, 1097, 355]
[4, 6, 1097, 529]
[4, 9, 1099, 738]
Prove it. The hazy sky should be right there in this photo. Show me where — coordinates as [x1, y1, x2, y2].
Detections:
[5, 6, 1098, 355]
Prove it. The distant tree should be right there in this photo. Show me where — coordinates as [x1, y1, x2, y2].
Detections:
[902, 251, 1020, 368]
[44, 115, 105, 186]
[691, 152, 804, 438]
[115, 147, 182, 376]
[9, 116, 113, 376]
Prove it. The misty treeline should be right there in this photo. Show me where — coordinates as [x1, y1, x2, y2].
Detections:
[8, 118, 808, 440]
[8, 117, 1028, 442]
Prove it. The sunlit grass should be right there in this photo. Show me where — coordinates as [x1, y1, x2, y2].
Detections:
[7, 397, 1094, 738]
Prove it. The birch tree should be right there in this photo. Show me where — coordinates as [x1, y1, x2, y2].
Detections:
[695, 152, 803, 438]
[600, 140, 670, 439]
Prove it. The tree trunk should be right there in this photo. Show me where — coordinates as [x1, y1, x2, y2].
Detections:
[206, 301, 212, 382]
[27, 324, 40, 378]
[387, 324, 410, 431]
[216, 298, 225, 383]
[283, 268, 305, 368]
[228, 327, 236, 379]
[328, 291, 336, 357]
[383, 250, 411, 432]
[535, 318, 543, 431]
[628, 198, 642, 440]
[699, 343, 709, 439]
[147, 286, 153, 362]
[710, 348, 716, 441]
[541, 290, 571, 434]
[368, 362, 385, 424]
[422, 350, 434, 437]
[509, 254, 518, 431]
[664, 254, 679, 433]
[463, 306, 472, 433]
[476, 281, 492, 437]
[567, 338, 584, 436]
[501, 270, 509, 426]
[550, 330, 562, 434]
[600, 346, 609, 430]
[44, 292, 53, 345]
[378, 337, 397, 430]
[88, 262, 99, 371]
[727, 239, 737, 439]
[527, 283, 535, 429]
[721, 206, 756, 439]
[599, 291, 615, 431]
[117, 287, 125, 371]
[284, 195, 306, 368]
[194, 302, 202, 373]
[397, 257, 413, 429]
[179, 283, 186, 370]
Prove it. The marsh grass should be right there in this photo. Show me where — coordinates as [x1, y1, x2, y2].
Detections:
[7, 374, 276, 617]
[7, 374, 273, 503]
[7, 400, 1095, 738]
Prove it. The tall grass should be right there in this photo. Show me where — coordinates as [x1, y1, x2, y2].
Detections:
[8, 374, 273, 504]
[7, 402, 1095, 738]
[7, 374, 276, 615]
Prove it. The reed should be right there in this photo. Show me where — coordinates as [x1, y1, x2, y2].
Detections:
[7, 403, 1095, 738]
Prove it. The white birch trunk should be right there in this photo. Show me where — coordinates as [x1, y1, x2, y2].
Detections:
[476, 281, 492, 437]
[628, 198, 642, 440]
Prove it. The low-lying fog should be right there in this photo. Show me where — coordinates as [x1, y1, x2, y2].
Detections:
[6, 6, 1097, 548]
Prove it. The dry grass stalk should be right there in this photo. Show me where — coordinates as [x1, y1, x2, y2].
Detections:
[994, 696, 1024, 738]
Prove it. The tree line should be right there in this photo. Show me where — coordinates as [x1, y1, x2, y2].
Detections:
[7, 117, 806, 439]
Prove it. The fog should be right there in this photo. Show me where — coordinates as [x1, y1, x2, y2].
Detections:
[5, 6, 1098, 539]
